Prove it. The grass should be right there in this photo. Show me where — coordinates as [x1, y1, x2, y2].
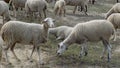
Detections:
[1, 0, 120, 68]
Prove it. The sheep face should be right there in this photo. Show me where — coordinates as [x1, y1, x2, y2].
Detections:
[42, 18, 55, 28]
[57, 42, 67, 56]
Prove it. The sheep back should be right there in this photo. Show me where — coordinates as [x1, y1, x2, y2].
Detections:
[49, 26, 72, 39]
[67, 20, 115, 44]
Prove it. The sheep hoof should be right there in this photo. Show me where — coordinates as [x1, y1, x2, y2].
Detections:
[29, 59, 33, 63]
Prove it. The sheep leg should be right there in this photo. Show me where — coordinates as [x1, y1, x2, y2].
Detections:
[3, 43, 11, 64]
[59, 8, 62, 17]
[39, 12, 42, 20]
[10, 42, 20, 61]
[101, 40, 107, 59]
[106, 41, 112, 62]
[85, 5, 87, 12]
[92, 0, 95, 4]
[54, 7, 59, 16]
[73, 6, 77, 14]
[82, 5, 88, 15]
[30, 12, 33, 21]
[57, 7, 61, 16]
[36, 46, 43, 64]
[63, 8, 66, 17]
[43, 7, 47, 18]
[78, 6, 82, 12]
[101, 40, 112, 62]
[12, 3, 16, 18]
[29, 45, 36, 60]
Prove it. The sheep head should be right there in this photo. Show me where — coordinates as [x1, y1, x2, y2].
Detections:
[42, 18, 55, 30]
[57, 42, 68, 56]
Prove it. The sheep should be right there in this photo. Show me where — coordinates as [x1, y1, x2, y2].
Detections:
[54, 0, 66, 17]
[8, 0, 27, 17]
[57, 20, 116, 62]
[25, 0, 47, 20]
[107, 13, 120, 30]
[65, 0, 88, 15]
[0, 1, 11, 24]
[48, 26, 73, 40]
[0, 0, 13, 11]
[0, 18, 55, 64]
[105, 3, 120, 19]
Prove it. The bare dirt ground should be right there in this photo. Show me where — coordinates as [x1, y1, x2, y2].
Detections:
[1, 0, 120, 68]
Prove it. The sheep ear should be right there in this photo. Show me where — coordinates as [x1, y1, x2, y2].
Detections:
[41, 20, 47, 24]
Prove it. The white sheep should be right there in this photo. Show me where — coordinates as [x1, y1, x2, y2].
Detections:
[107, 13, 120, 30]
[57, 20, 116, 62]
[25, 0, 48, 20]
[8, 0, 27, 17]
[105, 3, 120, 19]
[48, 26, 73, 40]
[54, 0, 66, 17]
[0, 1, 11, 24]
[0, 18, 55, 64]
[65, 0, 88, 15]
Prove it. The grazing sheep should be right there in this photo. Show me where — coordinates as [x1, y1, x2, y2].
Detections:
[65, 0, 88, 15]
[1, 18, 55, 64]
[54, 0, 66, 17]
[107, 13, 120, 30]
[57, 20, 116, 62]
[105, 3, 120, 19]
[48, 26, 73, 40]
[25, 0, 47, 20]
[0, 1, 11, 24]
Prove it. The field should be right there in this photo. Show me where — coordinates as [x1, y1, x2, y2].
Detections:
[1, 0, 120, 68]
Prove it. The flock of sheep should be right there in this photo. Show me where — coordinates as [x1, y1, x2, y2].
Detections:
[0, 0, 120, 66]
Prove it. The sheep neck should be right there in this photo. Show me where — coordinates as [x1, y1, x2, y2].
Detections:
[43, 27, 48, 38]
[62, 33, 75, 47]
